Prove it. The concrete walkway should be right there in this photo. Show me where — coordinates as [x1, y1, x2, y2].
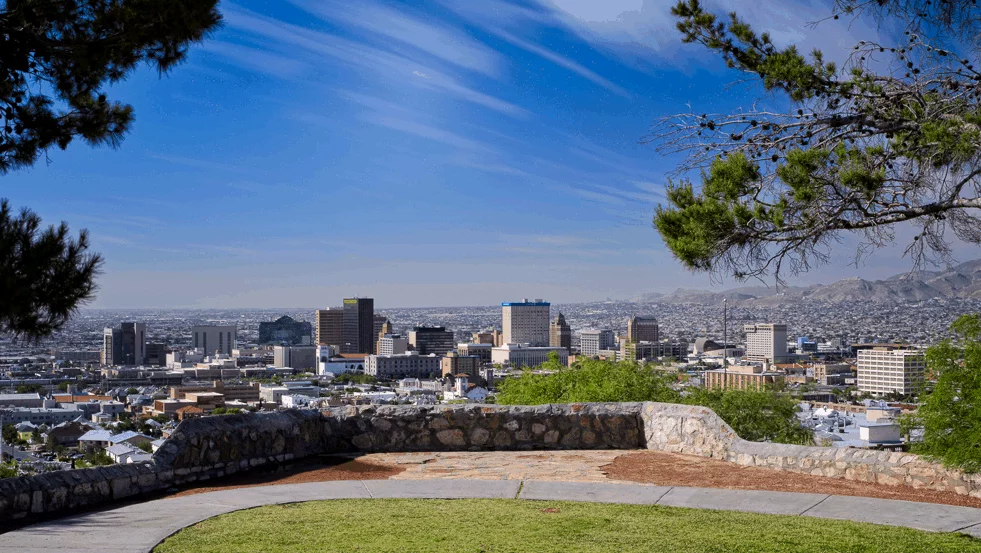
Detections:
[2, 479, 980, 553]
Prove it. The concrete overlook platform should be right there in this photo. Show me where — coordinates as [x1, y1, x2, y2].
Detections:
[2, 479, 980, 553]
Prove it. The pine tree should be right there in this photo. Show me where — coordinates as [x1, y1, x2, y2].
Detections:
[652, 1, 981, 281]
[0, 0, 221, 340]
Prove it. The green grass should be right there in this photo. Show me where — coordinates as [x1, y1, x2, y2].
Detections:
[153, 499, 981, 553]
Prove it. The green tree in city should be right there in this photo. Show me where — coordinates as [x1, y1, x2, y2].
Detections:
[1, 423, 16, 444]
[497, 355, 681, 405]
[684, 388, 812, 444]
[0, 0, 221, 341]
[915, 314, 981, 472]
[652, 1, 981, 281]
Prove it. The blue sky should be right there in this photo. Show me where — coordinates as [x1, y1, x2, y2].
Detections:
[1, 0, 970, 308]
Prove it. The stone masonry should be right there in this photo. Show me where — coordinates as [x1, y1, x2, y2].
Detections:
[1, 401, 980, 526]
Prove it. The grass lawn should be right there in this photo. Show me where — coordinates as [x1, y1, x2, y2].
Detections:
[153, 499, 981, 553]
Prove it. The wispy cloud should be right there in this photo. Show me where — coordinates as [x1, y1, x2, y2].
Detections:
[198, 40, 308, 79]
[291, 0, 503, 78]
[221, 5, 524, 117]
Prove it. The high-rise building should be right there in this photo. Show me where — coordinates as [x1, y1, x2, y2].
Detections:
[373, 314, 388, 353]
[192, 325, 237, 357]
[378, 334, 409, 355]
[502, 299, 550, 346]
[102, 322, 146, 366]
[315, 308, 344, 347]
[376, 319, 394, 354]
[857, 348, 925, 395]
[145, 343, 168, 367]
[627, 316, 659, 343]
[744, 323, 788, 363]
[258, 315, 313, 345]
[408, 326, 455, 356]
[579, 329, 615, 357]
[549, 313, 572, 350]
[342, 297, 374, 354]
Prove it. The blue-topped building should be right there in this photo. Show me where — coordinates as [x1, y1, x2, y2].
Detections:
[502, 298, 550, 347]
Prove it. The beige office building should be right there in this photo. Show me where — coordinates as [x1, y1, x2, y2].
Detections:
[857, 348, 925, 395]
[502, 299, 550, 346]
[744, 323, 788, 363]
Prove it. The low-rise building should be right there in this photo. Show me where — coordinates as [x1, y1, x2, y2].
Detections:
[457, 342, 492, 363]
[0, 393, 44, 408]
[365, 352, 441, 378]
[441, 353, 481, 379]
[491, 344, 568, 367]
[0, 407, 84, 425]
[703, 365, 785, 391]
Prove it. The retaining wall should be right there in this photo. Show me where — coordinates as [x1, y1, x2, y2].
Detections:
[1, 402, 979, 526]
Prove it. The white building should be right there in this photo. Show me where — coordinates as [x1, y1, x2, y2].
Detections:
[317, 345, 366, 375]
[191, 325, 237, 357]
[365, 352, 441, 378]
[857, 348, 926, 395]
[378, 334, 409, 355]
[502, 299, 550, 346]
[491, 343, 568, 367]
[744, 323, 789, 363]
[579, 329, 615, 357]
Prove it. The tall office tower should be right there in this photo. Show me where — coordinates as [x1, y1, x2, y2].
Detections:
[502, 299, 550, 346]
[627, 316, 659, 343]
[145, 343, 168, 366]
[102, 322, 146, 366]
[192, 325, 237, 357]
[342, 297, 374, 354]
[857, 348, 926, 395]
[373, 314, 388, 354]
[258, 315, 313, 345]
[744, 323, 788, 363]
[579, 329, 615, 357]
[376, 319, 394, 354]
[408, 326, 456, 356]
[549, 313, 572, 350]
[316, 307, 344, 347]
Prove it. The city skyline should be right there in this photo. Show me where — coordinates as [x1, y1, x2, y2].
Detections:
[3, 0, 978, 309]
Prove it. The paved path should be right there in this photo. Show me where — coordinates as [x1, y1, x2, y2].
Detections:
[2, 480, 980, 553]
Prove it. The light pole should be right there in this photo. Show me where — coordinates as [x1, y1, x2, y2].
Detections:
[723, 298, 728, 379]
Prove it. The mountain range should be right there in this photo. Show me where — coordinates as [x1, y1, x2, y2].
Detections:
[633, 260, 981, 305]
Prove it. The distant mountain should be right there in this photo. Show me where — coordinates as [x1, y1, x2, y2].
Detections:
[632, 259, 981, 304]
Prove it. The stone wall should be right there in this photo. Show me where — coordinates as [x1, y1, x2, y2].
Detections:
[639, 402, 981, 499]
[2, 401, 980, 526]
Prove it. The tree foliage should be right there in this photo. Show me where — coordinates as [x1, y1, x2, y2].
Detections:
[915, 313, 981, 472]
[0, 203, 102, 341]
[0, 0, 221, 340]
[1, 0, 221, 172]
[496, 357, 810, 444]
[497, 357, 681, 405]
[652, 0, 981, 281]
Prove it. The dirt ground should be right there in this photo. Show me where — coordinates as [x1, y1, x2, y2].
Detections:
[602, 451, 981, 508]
[167, 456, 404, 498]
[166, 450, 981, 509]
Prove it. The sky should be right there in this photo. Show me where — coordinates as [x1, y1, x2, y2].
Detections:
[2, 0, 976, 308]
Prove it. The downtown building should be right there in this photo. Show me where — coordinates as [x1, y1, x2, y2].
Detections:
[857, 348, 926, 395]
[502, 299, 550, 346]
[258, 315, 312, 345]
[579, 329, 615, 357]
[744, 323, 789, 363]
[549, 313, 572, 351]
[192, 325, 237, 357]
[491, 343, 568, 367]
[102, 322, 146, 366]
[342, 297, 374, 354]
[408, 326, 455, 356]
[627, 316, 659, 343]
[365, 352, 441, 378]
[315, 307, 345, 347]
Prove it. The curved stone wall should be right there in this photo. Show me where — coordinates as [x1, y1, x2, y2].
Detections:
[1, 401, 979, 526]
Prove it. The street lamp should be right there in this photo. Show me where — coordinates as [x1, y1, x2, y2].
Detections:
[723, 298, 728, 379]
